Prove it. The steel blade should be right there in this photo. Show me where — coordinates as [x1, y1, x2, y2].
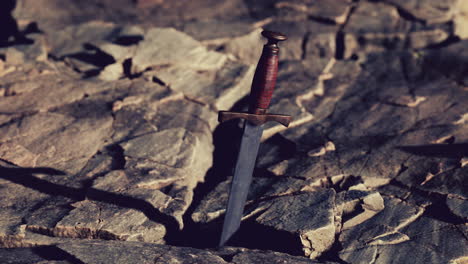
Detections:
[219, 121, 263, 247]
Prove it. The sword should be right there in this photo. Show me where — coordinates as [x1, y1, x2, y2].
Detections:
[218, 30, 292, 247]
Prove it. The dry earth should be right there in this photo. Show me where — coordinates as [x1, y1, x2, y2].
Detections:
[0, 0, 467, 263]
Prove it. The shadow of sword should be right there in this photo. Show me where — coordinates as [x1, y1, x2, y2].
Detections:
[396, 143, 468, 158]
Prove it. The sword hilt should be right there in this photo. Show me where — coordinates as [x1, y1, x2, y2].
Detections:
[249, 31, 286, 115]
[218, 30, 291, 127]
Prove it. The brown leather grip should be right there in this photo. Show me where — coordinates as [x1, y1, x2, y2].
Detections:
[249, 46, 279, 113]
[248, 31, 286, 114]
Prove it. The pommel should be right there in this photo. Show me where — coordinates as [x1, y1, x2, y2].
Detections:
[262, 31, 287, 44]
[218, 111, 291, 127]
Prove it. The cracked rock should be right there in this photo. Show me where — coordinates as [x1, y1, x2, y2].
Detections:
[340, 211, 468, 263]
[2, 0, 468, 262]
[339, 196, 425, 248]
[396, 160, 467, 198]
[132, 27, 227, 73]
[344, 1, 450, 58]
[384, 0, 459, 24]
[58, 240, 227, 264]
[335, 184, 385, 233]
[251, 190, 337, 259]
[192, 176, 279, 224]
[446, 196, 468, 220]
[274, 0, 352, 24]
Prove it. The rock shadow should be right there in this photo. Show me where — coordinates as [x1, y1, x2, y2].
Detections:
[32, 245, 86, 264]
[396, 143, 468, 158]
[0, 0, 35, 47]
[225, 219, 305, 256]
[0, 165, 180, 241]
[174, 96, 250, 248]
[60, 44, 116, 78]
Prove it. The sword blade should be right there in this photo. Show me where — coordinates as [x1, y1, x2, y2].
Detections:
[219, 121, 263, 247]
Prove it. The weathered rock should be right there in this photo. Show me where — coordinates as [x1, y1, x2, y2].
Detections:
[397, 163, 467, 198]
[54, 240, 329, 264]
[340, 210, 468, 263]
[132, 28, 227, 73]
[75, 26, 256, 110]
[454, 0, 468, 39]
[265, 20, 338, 61]
[344, 1, 450, 58]
[322, 52, 465, 182]
[185, 19, 258, 44]
[192, 176, 279, 224]
[261, 58, 358, 140]
[0, 108, 112, 175]
[339, 197, 425, 251]
[335, 184, 385, 232]
[446, 196, 468, 220]
[423, 39, 468, 86]
[251, 190, 337, 259]
[274, 0, 352, 24]
[58, 240, 227, 264]
[0, 247, 61, 264]
[220, 247, 334, 264]
[142, 59, 254, 111]
[0, 61, 121, 115]
[0, 160, 78, 248]
[46, 21, 120, 59]
[0, 57, 221, 247]
[384, 0, 459, 24]
[256, 58, 360, 175]
[2, 1, 468, 263]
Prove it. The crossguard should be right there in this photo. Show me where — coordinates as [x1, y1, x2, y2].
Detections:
[218, 30, 291, 127]
[218, 111, 291, 126]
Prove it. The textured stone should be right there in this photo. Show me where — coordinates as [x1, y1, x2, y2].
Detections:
[0, 247, 55, 263]
[46, 21, 119, 58]
[265, 20, 338, 61]
[223, 247, 333, 264]
[0, 161, 78, 248]
[339, 197, 425, 251]
[340, 213, 468, 264]
[397, 164, 468, 198]
[335, 185, 385, 232]
[446, 196, 468, 220]
[0, 62, 118, 114]
[423, 39, 468, 86]
[344, 1, 450, 57]
[0, 109, 112, 175]
[454, 0, 468, 39]
[58, 240, 227, 264]
[132, 28, 227, 74]
[2, 0, 468, 262]
[142, 60, 254, 110]
[192, 176, 278, 224]
[385, 0, 459, 23]
[0, 56, 219, 247]
[184, 19, 256, 42]
[274, 0, 352, 24]
[252, 190, 336, 259]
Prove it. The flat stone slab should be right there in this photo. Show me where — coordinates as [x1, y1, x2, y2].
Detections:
[344, 1, 450, 58]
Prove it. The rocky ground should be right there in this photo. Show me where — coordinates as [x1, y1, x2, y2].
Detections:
[0, 0, 467, 263]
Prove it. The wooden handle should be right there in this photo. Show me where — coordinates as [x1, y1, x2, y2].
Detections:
[248, 31, 287, 115]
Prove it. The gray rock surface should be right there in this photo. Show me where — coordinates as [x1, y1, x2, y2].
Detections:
[0, 25, 251, 248]
[56, 240, 330, 264]
[343, 1, 451, 58]
[1, 0, 467, 263]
